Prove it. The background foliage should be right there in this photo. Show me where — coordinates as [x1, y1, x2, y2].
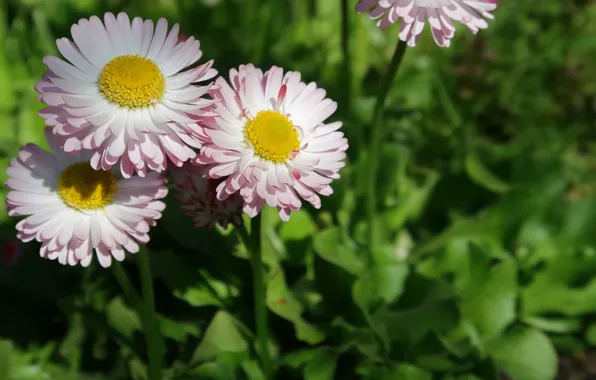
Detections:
[1, 0, 596, 379]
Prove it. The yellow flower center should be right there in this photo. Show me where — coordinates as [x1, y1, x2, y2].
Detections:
[244, 111, 300, 163]
[58, 162, 117, 210]
[98, 55, 165, 108]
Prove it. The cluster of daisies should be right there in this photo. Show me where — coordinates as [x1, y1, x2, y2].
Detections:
[5, 3, 497, 268]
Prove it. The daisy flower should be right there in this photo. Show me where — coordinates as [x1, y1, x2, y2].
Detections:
[5, 129, 167, 268]
[171, 164, 243, 229]
[356, 0, 498, 47]
[36, 12, 217, 178]
[196, 64, 348, 221]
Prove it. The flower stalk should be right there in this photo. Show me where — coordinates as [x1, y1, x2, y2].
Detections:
[366, 40, 407, 252]
[238, 215, 272, 378]
[137, 247, 164, 380]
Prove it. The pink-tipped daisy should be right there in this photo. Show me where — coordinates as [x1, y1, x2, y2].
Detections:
[196, 64, 348, 221]
[5, 129, 167, 268]
[171, 164, 243, 229]
[356, 0, 498, 47]
[36, 12, 218, 178]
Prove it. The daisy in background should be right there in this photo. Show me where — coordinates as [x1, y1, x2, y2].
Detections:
[5, 129, 167, 268]
[170, 164, 243, 229]
[196, 64, 348, 221]
[36, 12, 217, 178]
[356, 0, 498, 47]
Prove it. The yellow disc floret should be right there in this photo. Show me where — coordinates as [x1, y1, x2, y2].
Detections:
[244, 111, 300, 163]
[58, 162, 117, 210]
[98, 55, 165, 108]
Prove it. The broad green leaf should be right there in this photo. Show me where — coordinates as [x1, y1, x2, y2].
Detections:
[158, 316, 201, 342]
[304, 349, 338, 380]
[488, 327, 557, 380]
[353, 247, 409, 311]
[0, 340, 12, 380]
[465, 153, 509, 193]
[128, 358, 148, 380]
[414, 355, 457, 372]
[521, 253, 596, 316]
[279, 210, 316, 241]
[174, 287, 222, 308]
[585, 323, 596, 346]
[106, 297, 141, 339]
[266, 269, 325, 344]
[366, 364, 432, 380]
[382, 170, 439, 233]
[372, 300, 460, 346]
[241, 360, 264, 380]
[522, 316, 581, 334]
[192, 311, 250, 363]
[313, 227, 364, 275]
[284, 348, 338, 380]
[460, 259, 517, 341]
[190, 361, 236, 380]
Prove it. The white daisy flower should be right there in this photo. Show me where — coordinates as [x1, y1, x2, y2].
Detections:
[5, 129, 167, 268]
[356, 0, 498, 47]
[36, 12, 217, 178]
[196, 64, 348, 221]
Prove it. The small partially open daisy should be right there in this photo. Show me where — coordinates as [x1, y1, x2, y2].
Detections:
[196, 64, 348, 221]
[5, 129, 167, 267]
[36, 12, 217, 178]
[356, 0, 498, 47]
[171, 164, 243, 229]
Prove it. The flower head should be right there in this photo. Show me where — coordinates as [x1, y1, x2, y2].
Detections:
[196, 64, 348, 221]
[356, 0, 498, 47]
[5, 129, 167, 267]
[171, 164, 243, 229]
[36, 12, 218, 178]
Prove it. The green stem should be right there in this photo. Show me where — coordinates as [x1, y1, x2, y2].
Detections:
[137, 247, 163, 380]
[366, 39, 407, 252]
[112, 262, 140, 306]
[238, 215, 271, 378]
[341, 0, 351, 112]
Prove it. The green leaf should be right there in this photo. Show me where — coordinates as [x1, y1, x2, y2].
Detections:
[284, 348, 338, 380]
[488, 327, 557, 380]
[381, 170, 439, 233]
[0, 340, 12, 380]
[465, 153, 509, 193]
[174, 287, 222, 308]
[192, 311, 250, 364]
[522, 316, 582, 334]
[460, 259, 517, 341]
[158, 316, 201, 343]
[365, 364, 432, 380]
[313, 227, 364, 275]
[521, 253, 596, 316]
[266, 269, 325, 344]
[279, 210, 316, 241]
[304, 349, 338, 380]
[585, 323, 596, 346]
[106, 297, 141, 339]
[190, 361, 236, 380]
[414, 355, 457, 372]
[353, 247, 409, 311]
[372, 300, 460, 345]
[241, 360, 264, 380]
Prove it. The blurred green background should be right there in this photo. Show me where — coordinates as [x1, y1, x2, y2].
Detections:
[1, 0, 596, 379]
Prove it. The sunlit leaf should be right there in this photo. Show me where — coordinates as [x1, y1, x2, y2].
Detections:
[488, 327, 557, 380]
